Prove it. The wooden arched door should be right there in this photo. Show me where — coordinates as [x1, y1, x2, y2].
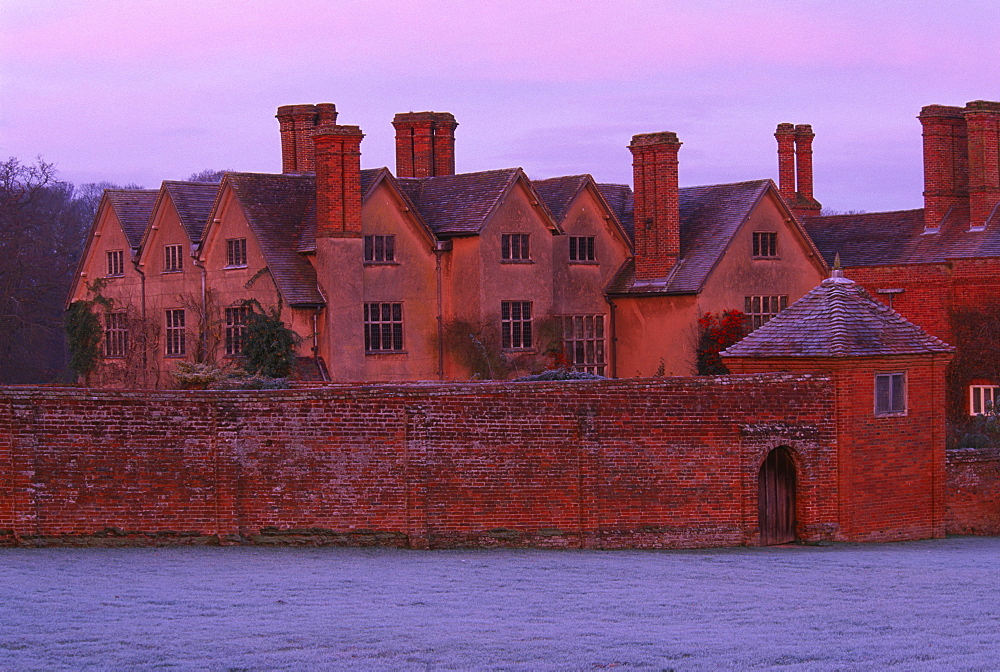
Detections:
[758, 447, 796, 545]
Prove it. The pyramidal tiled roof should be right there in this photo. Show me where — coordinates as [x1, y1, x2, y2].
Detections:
[162, 181, 219, 243]
[721, 274, 954, 358]
[105, 189, 158, 248]
[606, 180, 774, 295]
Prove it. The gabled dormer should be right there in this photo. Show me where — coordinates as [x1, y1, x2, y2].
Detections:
[69, 189, 157, 305]
[136, 181, 218, 278]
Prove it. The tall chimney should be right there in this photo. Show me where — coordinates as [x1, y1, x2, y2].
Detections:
[775, 123, 796, 201]
[919, 104, 968, 229]
[629, 132, 681, 280]
[313, 124, 364, 238]
[963, 100, 1000, 228]
[794, 124, 817, 206]
[276, 104, 338, 173]
[392, 112, 458, 178]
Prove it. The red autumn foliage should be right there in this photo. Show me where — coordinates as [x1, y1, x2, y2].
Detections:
[697, 310, 747, 375]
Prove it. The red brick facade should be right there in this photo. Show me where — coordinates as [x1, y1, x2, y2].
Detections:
[0, 364, 974, 548]
[0, 377, 843, 548]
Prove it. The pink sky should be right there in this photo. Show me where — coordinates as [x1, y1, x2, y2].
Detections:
[1, 0, 997, 212]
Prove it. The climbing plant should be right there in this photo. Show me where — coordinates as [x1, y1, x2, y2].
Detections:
[239, 301, 299, 378]
[64, 299, 103, 381]
[696, 309, 746, 375]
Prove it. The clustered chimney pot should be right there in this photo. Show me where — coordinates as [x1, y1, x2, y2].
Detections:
[392, 112, 458, 178]
[276, 103, 339, 174]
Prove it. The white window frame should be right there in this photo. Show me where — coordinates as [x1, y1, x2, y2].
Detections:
[875, 372, 907, 416]
[562, 314, 606, 375]
[364, 302, 404, 352]
[569, 236, 596, 262]
[225, 306, 251, 356]
[163, 244, 184, 273]
[744, 295, 788, 331]
[106, 250, 124, 277]
[970, 385, 1000, 416]
[752, 231, 778, 258]
[226, 238, 248, 268]
[104, 311, 128, 358]
[165, 309, 186, 357]
[501, 301, 532, 350]
[364, 235, 396, 263]
[501, 234, 531, 262]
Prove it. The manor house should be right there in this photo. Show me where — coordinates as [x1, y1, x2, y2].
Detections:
[69, 104, 827, 386]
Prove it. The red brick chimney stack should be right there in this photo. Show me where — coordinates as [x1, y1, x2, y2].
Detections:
[794, 124, 817, 205]
[629, 132, 682, 280]
[312, 124, 364, 238]
[963, 100, 1000, 228]
[392, 112, 458, 178]
[919, 104, 968, 229]
[774, 122, 821, 219]
[276, 103, 339, 174]
[775, 123, 797, 201]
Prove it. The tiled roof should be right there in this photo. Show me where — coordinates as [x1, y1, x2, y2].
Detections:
[396, 168, 521, 236]
[532, 175, 590, 222]
[606, 180, 773, 295]
[596, 183, 635, 240]
[225, 172, 324, 307]
[162, 181, 219, 243]
[105, 190, 158, 248]
[721, 274, 954, 358]
[804, 206, 1000, 267]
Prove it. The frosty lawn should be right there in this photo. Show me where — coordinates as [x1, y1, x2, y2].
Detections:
[2, 537, 999, 670]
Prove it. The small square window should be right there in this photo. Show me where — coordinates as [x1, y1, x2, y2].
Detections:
[753, 232, 778, 258]
[106, 250, 124, 277]
[364, 235, 396, 263]
[569, 236, 596, 262]
[226, 238, 247, 268]
[164, 244, 183, 272]
[501, 234, 530, 261]
[875, 373, 906, 416]
[970, 385, 999, 415]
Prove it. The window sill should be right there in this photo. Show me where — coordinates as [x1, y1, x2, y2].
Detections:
[364, 261, 400, 267]
[161, 269, 183, 274]
[568, 260, 599, 265]
[502, 348, 537, 354]
[500, 259, 534, 264]
[751, 256, 780, 260]
[105, 274, 124, 278]
[875, 411, 907, 418]
[164, 354, 187, 359]
[223, 264, 248, 270]
[365, 350, 408, 356]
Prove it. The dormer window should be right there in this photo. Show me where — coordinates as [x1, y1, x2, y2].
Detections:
[753, 232, 778, 258]
[106, 250, 124, 277]
[501, 234, 530, 262]
[569, 236, 596, 262]
[364, 235, 396, 263]
[226, 238, 247, 268]
[164, 244, 183, 273]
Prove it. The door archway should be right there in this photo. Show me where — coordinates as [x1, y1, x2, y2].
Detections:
[758, 447, 796, 545]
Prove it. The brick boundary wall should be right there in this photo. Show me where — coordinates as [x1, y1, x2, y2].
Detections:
[946, 447, 1000, 535]
[0, 375, 844, 549]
